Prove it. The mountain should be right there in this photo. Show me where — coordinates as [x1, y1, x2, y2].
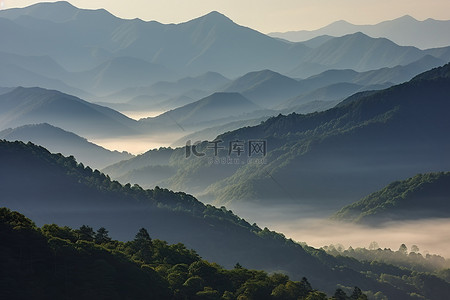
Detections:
[272, 55, 445, 110]
[333, 172, 450, 224]
[285, 100, 341, 115]
[269, 15, 450, 49]
[300, 35, 335, 48]
[102, 146, 175, 188]
[0, 87, 139, 138]
[1, 2, 449, 93]
[111, 62, 450, 211]
[283, 55, 444, 101]
[106, 71, 230, 106]
[223, 70, 303, 108]
[2, 139, 449, 299]
[148, 72, 230, 97]
[140, 92, 261, 129]
[278, 82, 388, 109]
[2, 207, 349, 300]
[170, 116, 269, 147]
[71, 56, 179, 96]
[0, 123, 133, 169]
[289, 32, 430, 78]
[112, 55, 443, 114]
[0, 51, 90, 98]
[198, 62, 450, 208]
[0, 2, 310, 78]
[0, 51, 67, 79]
[0, 1, 94, 23]
[0, 2, 120, 71]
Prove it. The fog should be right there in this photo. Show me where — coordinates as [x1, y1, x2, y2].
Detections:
[120, 110, 166, 121]
[90, 133, 185, 155]
[273, 218, 450, 257]
[230, 203, 450, 258]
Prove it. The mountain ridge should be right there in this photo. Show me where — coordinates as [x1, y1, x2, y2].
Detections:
[1, 139, 447, 299]
[0, 123, 133, 169]
[332, 172, 450, 224]
[269, 15, 450, 49]
[0, 87, 140, 138]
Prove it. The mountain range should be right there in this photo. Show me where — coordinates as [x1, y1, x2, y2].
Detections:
[2, 2, 450, 298]
[0, 87, 139, 139]
[2, 139, 449, 299]
[0, 123, 133, 169]
[103, 63, 450, 214]
[1, 1, 450, 99]
[140, 92, 264, 131]
[269, 15, 450, 49]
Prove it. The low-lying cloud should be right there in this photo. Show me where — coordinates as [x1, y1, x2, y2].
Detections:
[231, 203, 450, 258]
[268, 217, 450, 258]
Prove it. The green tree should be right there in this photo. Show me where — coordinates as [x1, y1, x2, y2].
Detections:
[94, 227, 111, 244]
[333, 288, 348, 300]
[398, 244, 408, 255]
[135, 227, 151, 242]
[183, 276, 205, 295]
[132, 228, 153, 262]
[77, 225, 94, 241]
[196, 287, 221, 300]
[350, 287, 367, 300]
[234, 262, 243, 269]
[41, 224, 77, 242]
[306, 291, 328, 300]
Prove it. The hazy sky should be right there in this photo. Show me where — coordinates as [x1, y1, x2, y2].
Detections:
[1, 0, 450, 33]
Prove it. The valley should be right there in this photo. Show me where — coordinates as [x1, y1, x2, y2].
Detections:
[1, 2, 449, 299]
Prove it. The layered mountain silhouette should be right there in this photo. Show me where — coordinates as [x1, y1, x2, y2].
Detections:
[333, 172, 450, 224]
[270, 15, 450, 49]
[0, 87, 139, 138]
[0, 123, 133, 169]
[2, 139, 447, 299]
[200, 63, 450, 207]
[279, 82, 388, 109]
[140, 92, 262, 130]
[104, 63, 450, 211]
[288, 32, 444, 78]
[0, 2, 308, 78]
[222, 70, 303, 108]
[1, 1, 449, 90]
[107, 71, 230, 107]
[71, 56, 179, 96]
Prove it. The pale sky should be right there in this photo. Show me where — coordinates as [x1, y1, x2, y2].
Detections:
[1, 0, 450, 33]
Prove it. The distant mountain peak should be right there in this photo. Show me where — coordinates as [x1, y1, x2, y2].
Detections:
[0, 1, 112, 23]
[243, 69, 286, 79]
[205, 11, 227, 18]
[396, 15, 417, 21]
[32, 1, 77, 9]
[329, 19, 353, 26]
[189, 10, 234, 25]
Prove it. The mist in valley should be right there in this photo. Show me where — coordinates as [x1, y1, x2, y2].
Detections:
[89, 132, 186, 155]
[120, 110, 167, 121]
[234, 202, 450, 259]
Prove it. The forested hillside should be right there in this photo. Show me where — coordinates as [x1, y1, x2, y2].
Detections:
[1, 140, 450, 299]
[0, 207, 337, 300]
[333, 172, 450, 224]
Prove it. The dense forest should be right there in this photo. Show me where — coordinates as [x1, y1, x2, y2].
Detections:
[1, 207, 365, 300]
[2, 140, 450, 299]
[323, 243, 450, 300]
[333, 172, 450, 224]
